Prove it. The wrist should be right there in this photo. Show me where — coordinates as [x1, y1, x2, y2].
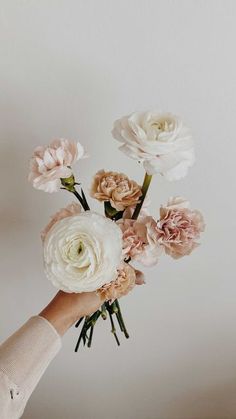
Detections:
[39, 290, 104, 336]
[39, 292, 82, 336]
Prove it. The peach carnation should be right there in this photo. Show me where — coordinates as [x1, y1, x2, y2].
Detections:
[156, 197, 205, 259]
[118, 216, 162, 266]
[28, 139, 86, 193]
[90, 170, 142, 211]
[41, 202, 81, 242]
[98, 263, 137, 301]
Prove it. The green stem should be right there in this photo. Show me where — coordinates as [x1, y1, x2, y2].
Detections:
[113, 300, 125, 333]
[61, 175, 90, 211]
[116, 300, 129, 339]
[110, 301, 118, 314]
[81, 188, 90, 210]
[101, 303, 107, 320]
[74, 310, 102, 351]
[107, 308, 120, 346]
[86, 310, 101, 329]
[75, 317, 84, 328]
[115, 310, 124, 332]
[87, 325, 94, 348]
[73, 189, 87, 209]
[132, 173, 152, 220]
[74, 316, 89, 352]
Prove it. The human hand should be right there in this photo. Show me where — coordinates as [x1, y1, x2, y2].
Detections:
[40, 290, 104, 336]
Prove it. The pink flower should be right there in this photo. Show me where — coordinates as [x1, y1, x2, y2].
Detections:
[118, 216, 162, 266]
[41, 202, 81, 242]
[28, 139, 86, 193]
[98, 263, 139, 301]
[134, 269, 146, 285]
[156, 197, 205, 259]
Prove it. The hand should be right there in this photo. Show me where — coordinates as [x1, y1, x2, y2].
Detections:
[40, 291, 104, 336]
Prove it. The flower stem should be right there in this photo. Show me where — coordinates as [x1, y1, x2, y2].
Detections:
[61, 174, 90, 211]
[115, 299, 129, 339]
[73, 189, 87, 209]
[101, 303, 107, 320]
[87, 325, 94, 348]
[132, 173, 152, 220]
[75, 317, 84, 328]
[107, 304, 120, 346]
[110, 301, 118, 314]
[115, 310, 124, 332]
[81, 188, 90, 210]
[74, 302, 129, 350]
[74, 316, 89, 352]
[86, 310, 101, 329]
[74, 311, 102, 351]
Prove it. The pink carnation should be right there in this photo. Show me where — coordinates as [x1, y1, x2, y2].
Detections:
[28, 139, 86, 193]
[134, 269, 146, 285]
[118, 216, 162, 266]
[41, 202, 81, 242]
[156, 197, 205, 259]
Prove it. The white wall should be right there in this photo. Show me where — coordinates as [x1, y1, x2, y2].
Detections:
[0, 1, 236, 418]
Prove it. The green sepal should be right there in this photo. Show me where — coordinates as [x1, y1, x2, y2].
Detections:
[60, 173, 76, 192]
[104, 201, 124, 220]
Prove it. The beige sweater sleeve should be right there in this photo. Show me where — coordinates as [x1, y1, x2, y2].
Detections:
[0, 316, 62, 419]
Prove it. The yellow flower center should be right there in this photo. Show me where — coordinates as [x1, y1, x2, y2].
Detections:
[152, 120, 170, 132]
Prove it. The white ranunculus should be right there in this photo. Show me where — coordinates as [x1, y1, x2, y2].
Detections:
[43, 212, 122, 293]
[112, 111, 195, 181]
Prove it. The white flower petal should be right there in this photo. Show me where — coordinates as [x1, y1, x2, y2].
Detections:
[43, 149, 56, 169]
[34, 178, 61, 193]
[76, 142, 87, 159]
[165, 196, 190, 209]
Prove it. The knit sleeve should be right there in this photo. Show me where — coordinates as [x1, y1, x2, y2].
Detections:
[0, 316, 61, 418]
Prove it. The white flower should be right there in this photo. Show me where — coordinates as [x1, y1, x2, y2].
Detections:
[43, 212, 122, 292]
[112, 111, 195, 181]
[41, 202, 82, 242]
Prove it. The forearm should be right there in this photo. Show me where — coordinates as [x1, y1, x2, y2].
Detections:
[0, 316, 61, 418]
[0, 290, 103, 418]
[39, 291, 80, 336]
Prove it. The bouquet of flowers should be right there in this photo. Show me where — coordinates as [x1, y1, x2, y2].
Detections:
[28, 110, 205, 351]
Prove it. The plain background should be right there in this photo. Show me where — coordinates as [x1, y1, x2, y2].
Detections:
[0, 1, 235, 418]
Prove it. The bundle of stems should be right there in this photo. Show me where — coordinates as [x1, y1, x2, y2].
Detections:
[74, 299, 129, 350]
